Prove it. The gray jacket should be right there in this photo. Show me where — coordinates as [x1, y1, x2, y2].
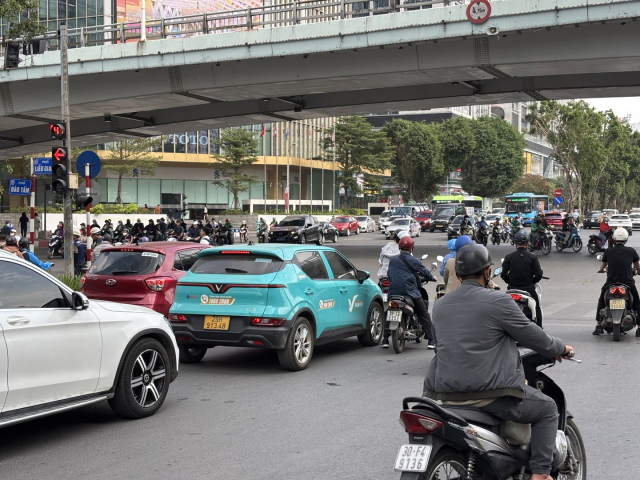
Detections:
[424, 280, 564, 401]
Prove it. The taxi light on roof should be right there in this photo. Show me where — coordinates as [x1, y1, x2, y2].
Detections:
[221, 251, 250, 254]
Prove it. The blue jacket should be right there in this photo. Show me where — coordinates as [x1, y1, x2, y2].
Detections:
[388, 251, 436, 299]
[74, 240, 86, 265]
[21, 249, 52, 270]
[439, 252, 455, 277]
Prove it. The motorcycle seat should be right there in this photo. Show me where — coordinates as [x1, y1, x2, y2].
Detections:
[388, 295, 414, 307]
[443, 405, 503, 427]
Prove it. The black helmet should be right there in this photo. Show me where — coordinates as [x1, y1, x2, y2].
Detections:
[514, 230, 529, 245]
[103, 233, 113, 242]
[455, 244, 493, 276]
[18, 237, 29, 249]
[5, 235, 18, 246]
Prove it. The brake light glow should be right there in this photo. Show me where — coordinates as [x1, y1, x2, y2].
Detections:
[119, 248, 135, 252]
[381, 279, 390, 287]
[609, 286, 627, 297]
[168, 314, 187, 322]
[389, 301, 401, 308]
[399, 412, 443, 434]
[250, 317, 286, 327]
[145, 277, 172, 292]
[510, 294, 522, 301]
[220, 251, 250, 254]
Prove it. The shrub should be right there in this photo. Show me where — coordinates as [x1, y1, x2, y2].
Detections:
[91, 204, 105, 215]
[124, 203, 139, 214]
[57, 274, 83, 291]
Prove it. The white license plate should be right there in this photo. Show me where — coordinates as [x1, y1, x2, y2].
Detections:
[610, 299, 625, 309]
[394, 444, 432, 472]
[387, 310, 402, 322]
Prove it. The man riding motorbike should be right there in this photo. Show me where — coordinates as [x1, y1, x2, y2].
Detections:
[593, 228, 640, 337]
[531, 212, 549, 248]
[439, 239, 456, 277]
[383, 236, 437, 349]
[459, 214, 473, 236]
[501, 229, 545, 327]
[424, 243, 574, 480]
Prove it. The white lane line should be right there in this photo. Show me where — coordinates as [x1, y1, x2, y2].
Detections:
[581, 309, 597, 318]
[543, 302, 575, 316]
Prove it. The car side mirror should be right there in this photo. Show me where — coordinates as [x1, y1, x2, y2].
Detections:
[72, 291, 89, 310]
[306, 224, 312, 228]
[357, 270, 370, 283]
[493, 266, 503, 278]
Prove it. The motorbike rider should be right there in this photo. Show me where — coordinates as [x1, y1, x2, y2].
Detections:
[133, 218, 145, 237]
[384, 236, 437, 349]
[158, 218, 168, 240]
[1, 235, 24, 259]
[501, 230, 545, 327]
[599, 216, 612, 250]
[439, 239, 457, 277]
[92, 231, 112, 260]
[476, 216, 489, 243]
[377, 231, 408, 278]
[424, 243, 573, 480]
[146, 219, 158, 241]
[72, 230, 86, 276]
[223, 218, 234, 244]
[459, 214, 472, 236]
[187, 221, 200, 239]
[491, 217, 502, 241]
[531, 212, 549, 248]
[239, 220, 248, 241]
[19, 238, 52, 270]
[593, 228, 640, 337]
[115, 220, 124, 236]
[120, 228, 133, 244]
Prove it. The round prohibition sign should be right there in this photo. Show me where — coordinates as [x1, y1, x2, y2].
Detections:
[466, 0, 491, 24]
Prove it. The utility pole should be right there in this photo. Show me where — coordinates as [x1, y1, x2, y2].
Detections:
[60, 23, 74, 275]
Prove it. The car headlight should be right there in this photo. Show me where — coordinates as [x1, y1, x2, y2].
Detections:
[290, 230, 297, 234]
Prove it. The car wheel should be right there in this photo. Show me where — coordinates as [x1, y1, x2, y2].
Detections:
[346, 228, 350, 236]
[355, 227, 359, 235]
[108, 338, 170, 419]
[277, 316, 314, 371]
[300, 234, 306, 244]
[358, 302, 383, 346]
[333, 233, 338, 243]
[416, 229, 420, 237]
[178, 344, 208, 363]
[316, 233, 324, 246]
[429, 229, 434, 233]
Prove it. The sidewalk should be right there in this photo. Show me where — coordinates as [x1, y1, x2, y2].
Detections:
[34, 246, 67, 276]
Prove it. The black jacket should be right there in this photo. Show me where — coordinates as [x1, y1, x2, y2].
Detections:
[500, 247, 543, 289]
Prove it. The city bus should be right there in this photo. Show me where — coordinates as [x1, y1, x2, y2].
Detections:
[505, 193, 549, 224]
[431, 195, 483, 213]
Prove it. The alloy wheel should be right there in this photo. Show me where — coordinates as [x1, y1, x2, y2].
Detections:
[130, 349, 166, 408]
[370, 307, 382, 341]
[294, 324, 311, 364]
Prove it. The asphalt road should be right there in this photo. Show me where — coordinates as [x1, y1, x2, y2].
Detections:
[3, 227, 639, 479]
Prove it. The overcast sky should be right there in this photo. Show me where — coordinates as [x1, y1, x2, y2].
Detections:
[583, 97, 640, 126]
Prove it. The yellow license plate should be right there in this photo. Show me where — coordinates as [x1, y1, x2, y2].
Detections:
[204, 316, 230, 330]
[609, 299, 625, 309]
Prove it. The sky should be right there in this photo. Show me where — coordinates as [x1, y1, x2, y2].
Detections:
[583, 97, 640, 127]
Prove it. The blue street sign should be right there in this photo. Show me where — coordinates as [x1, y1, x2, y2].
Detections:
[76, 151, 102, 179]
[33, 157, 52, 175]
[9, 179, 31, 196]
[553, 197, 562, 205]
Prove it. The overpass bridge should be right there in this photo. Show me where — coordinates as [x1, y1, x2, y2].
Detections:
[0, 0, 639, 158]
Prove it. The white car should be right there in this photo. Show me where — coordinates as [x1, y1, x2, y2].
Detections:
[0, 251, 178, 428]
[380, 215, 402, 233]
[485, 214, 502, 225]
[608, 214, 633, 235]
[378, 210, 392, 232]
[630, 213, 640, 230]
[355, 215, 376, 232]
[385, 218, 421, 239]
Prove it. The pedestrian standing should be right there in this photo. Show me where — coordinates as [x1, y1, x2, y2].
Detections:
[73, 230, 86, 276]
[18, 212, 29, 238]
[155, 204, 161, 214]
[203, 205, 208, 221]
[34, 212, 41, 239]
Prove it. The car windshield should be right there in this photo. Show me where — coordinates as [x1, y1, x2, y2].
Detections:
[392, 219, 410, 226]
[191, 254, 284, 274]
[90, 250, 165, 275]
[380, 211, 391, 218]
[333, 217, 349, 223]
[630, 215, 640, 219]
[355, 216, 367, 221]
[416, 212, 431, 218]
[612, 215, 629, 220]
[278, 218, 305, 227]
[452, 217, 467, 225]
[546, 214, 562, 218]
[392, 207, 412, 216]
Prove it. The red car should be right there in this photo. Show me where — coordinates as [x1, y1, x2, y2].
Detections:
[331, 216, 359, 236]
[81, 242, 210, 316]
[415, 211, 432, 231]
[544, 212, 566, 229]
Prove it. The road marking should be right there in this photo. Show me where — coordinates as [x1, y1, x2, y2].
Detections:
[581, 309, 597, 318]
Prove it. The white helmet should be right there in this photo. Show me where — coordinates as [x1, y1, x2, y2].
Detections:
[613, 228, 629, 242]
[90, 227, 101, 235]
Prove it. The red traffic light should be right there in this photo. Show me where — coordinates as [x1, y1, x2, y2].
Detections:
[52, 147, 68, 162]
[49, 123, 66, 140]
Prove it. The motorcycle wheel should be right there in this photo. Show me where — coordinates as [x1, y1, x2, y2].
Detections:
[561, 418, 587, 480]
[258, 236, 264, 244]
[483, 236, 488, 246]
[418, 448, 475, 480]
[613, 322, 621, 342]
[572, 238, 583, 252]
[556, 241, 564, 251]
[391, 320, 405, 354]
[542, 239, 551, 255]
[496, 237, 500, 245]
[587, 242, 597, 255]
[47, 250, 53, 259]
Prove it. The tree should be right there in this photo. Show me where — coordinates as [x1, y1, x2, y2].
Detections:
[383, 119, 444, 201]
[0, 0, 46, 38]
[437, 116, 477, 172]
[101, 138, 162, 204]
[210, 128, 259, 210]
[324, 116, 393, 209]
[459, 116, 526, 199]
[509, 173, 553, 197]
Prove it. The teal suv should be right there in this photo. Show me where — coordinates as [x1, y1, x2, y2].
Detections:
[169, 245, 384, 370]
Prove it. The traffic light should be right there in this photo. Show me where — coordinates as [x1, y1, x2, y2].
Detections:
[52, 147, 69, 194]
[76, 192, 94, 209]
[49, 123, 66, 140]
[4, 42, 21, 69]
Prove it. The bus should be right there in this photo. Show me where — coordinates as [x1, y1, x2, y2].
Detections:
[505, 193, 549, 223]
[431, 195, 483, 213]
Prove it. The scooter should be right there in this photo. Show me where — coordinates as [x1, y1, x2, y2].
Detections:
[502, 224, 511, 243]
[554, 225, 583, 252]
[491, 225, 502, 245]
[528, 227, 552, 255]
[434, 255, 446, 301]
[47, 234, 63, 259]
[494, 261, 548, 329]
[596, 254, 637, 341]
[587, 231, 612, 255]
[239, 225, 249, 243]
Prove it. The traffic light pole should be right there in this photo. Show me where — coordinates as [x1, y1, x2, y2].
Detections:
[85, 164, 92, 268]
[60, 23, 74, 276]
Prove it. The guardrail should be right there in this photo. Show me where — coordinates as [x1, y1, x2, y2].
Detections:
[2, 0, 448, 55]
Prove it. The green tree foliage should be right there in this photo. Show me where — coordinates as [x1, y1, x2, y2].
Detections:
[460, 116, 526, 199]
[383, 119, 444, 202]
[101, 138, 163, 204]
[324, 116, 393, 209]
[0, 0, 46, 38]
[211, 128, 259, 210]
[509, 173, 553, 197]
[438, 117, 477, 172]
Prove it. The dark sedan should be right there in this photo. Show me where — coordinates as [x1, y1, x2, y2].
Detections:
[269, 215, 323, 245]
[582, 211, 602, 229]
[320, 222, 339, 243]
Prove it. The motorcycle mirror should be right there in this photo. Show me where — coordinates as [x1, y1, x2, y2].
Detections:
[596, 254, 603, 261]
[436, 255, 444, 262]
[493, 266, 503, 277]
[500, 258, 504, 264]
[421, 254, 428, 260]
[431, 261, 438, 268]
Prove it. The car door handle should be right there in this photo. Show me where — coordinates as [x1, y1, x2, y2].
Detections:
[305, 288, 315, 295]
[7, 316, 29, 326]
[339, 287, 348, 294]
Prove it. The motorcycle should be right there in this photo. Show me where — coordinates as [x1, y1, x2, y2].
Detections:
[587, 230, 612, 255]
[379, 276, 390, 311]
[528, 227, 552, 255]
[47, 234, 63, 259]
[394, 350, 585, 480]
[494, 263, 548, 329]
[596, 254, 637, 341]
[257, 227, 269, 244]
[554, 225, 583, 252]
[491, 225, 502, 245]
[502, 224, 511, 243]
[475, 224, 489, 246]
[385, 254, 437, 353]
[239, 225, 249, 243]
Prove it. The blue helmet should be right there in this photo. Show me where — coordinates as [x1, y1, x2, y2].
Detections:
[447, 239, 456, 251]
[455, 235, 473, 252]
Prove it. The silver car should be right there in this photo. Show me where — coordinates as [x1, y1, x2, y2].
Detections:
[380, 215, 402, 233]
[356, 215, 376, 233]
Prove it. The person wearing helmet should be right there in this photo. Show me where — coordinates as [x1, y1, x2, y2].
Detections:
[530, 211, 549, 249]
[501, 230, 545, 327]
[92, 231, 112, 260]
[599, 216, 612, 250]
[385, 235, 437, 348]
[223, 218, 234, 244]
[120, 228, 133, 244]
[72, 230, 86, 275]
[459, 214, 473, 236]
[594, 227, 640, 336]
[439, 239, 457, 277]
[424, 243, 573, 480]
[1, 235, 24, 259]
[19, 237, 52, 270]
[443, 235, 473, 293]
[377, 230, 409, 278]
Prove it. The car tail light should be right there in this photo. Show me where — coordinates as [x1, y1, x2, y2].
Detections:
[609, 286, 627, 297]
[251, 317, 286, 327]
[399, 412, 443, 434]
[169, 314, 187, 322]
[247, 340, 264, 345]
[221, 250, 250, 254]
[80, 276, 86, 286]
[145, 276, 172, 292]
[510, 294, 522, 301]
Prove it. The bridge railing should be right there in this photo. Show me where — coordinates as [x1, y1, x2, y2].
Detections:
[1, 0, 452, 56]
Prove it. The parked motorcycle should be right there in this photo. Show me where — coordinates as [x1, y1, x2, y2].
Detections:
[587, 230, 613, 255]
[47, 234, 63, 259]
[554, 226, 583, 252]
[394, 350, 585, 480]
[529, 227, 552, 255]
[596, 254, 637, 341]
[385, 255, 436, 353]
